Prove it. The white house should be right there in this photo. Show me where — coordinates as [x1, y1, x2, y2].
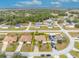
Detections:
[0, 25, 10, 29]
[44, 18, 53, 28]
[65, 22, 75, 28]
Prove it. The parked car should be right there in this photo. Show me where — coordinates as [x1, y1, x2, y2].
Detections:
[46, 54, 51, 57]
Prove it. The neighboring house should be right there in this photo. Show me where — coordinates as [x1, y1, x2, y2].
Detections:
[35, 35, 46, 44]
[44, 18, 53, 28]
[35, 22, 41, 28]
[65, 22, 75, 28]
[3, 33, 17, 44]
[19, 33, 32, 44]
[15, 24, 21, 28]
[0, 25, 10, 29]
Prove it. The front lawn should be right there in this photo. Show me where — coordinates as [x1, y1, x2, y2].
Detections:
[39, 43, 52, 52]
[21, 43, 33, 52]
[6, 43, 18, 52]
[70, 50, 79, 58]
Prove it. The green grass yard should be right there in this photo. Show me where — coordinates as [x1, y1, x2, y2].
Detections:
[74, 42, 79, 49]
[59, 54, 67, 58]
[29, 26, 60, 30]
[6, 43, 18, 52]
[70, 50, 79, 58]
[39, 43, 52, 52]
[0, 27, 27, 31]
[21, 43, 33, 52]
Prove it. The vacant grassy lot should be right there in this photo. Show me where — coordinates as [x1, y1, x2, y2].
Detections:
[74, 42, 79, 49]
[56, 36, 70, 51]
[70, 50, 79, 58]
[69, 32, 79, 37]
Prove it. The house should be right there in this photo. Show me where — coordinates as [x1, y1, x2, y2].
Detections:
[3, 33, 17, 44]
[19, 33, 32, 44]
[0, 25, 10, 29]
[15, 24, 21, 28]
[44, 18, 53, 28]
[65, 22, 75, 28]
[35, 22, 41, 28]
[35, 35, 46, 44]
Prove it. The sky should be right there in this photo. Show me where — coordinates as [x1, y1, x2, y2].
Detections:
[0, 0, 79, 8]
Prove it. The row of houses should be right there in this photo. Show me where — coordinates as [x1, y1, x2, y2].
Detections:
[2, 33, 47, 44]
[35, 18, 56, 29]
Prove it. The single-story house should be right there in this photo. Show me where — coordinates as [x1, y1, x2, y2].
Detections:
[3, 33, 17, 44]
[35, 35, 46, 44]
[44, 18, 53, 28]
[19, 33, 32, 44]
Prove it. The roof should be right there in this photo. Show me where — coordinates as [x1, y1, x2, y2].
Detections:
[56, 34, 63, 40]
[46, 19, 52, 22]
[19, 33, 32, 42]
[35, 35, 46, 41]
[3, 33, 17, 44]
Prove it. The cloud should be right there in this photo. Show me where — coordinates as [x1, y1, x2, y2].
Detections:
[15, 0, 42, 7]
[57, 0, 79, 2]
[72, 0, 79, 2]
[51, 1, 60, 5]
[59, 0, 69, 2]
[15, 4, 23, 7]
[51, 1, 62, 8]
